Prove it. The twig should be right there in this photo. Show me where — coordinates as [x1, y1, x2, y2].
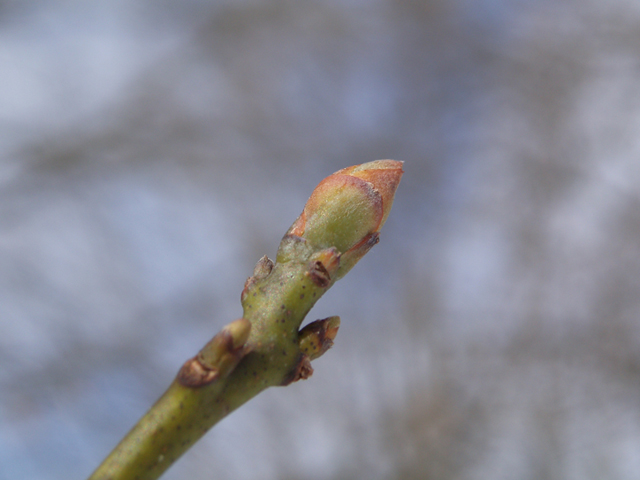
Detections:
[87, 160, 404, 480]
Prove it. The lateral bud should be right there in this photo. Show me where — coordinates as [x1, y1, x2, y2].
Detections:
[241, 255, 274, 301]
[298, 316, 341, 361]
[282, 316, 340, 385]
[178, 318, 252, 388]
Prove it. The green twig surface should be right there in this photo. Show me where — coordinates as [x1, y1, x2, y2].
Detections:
[87, 160, 403, 480]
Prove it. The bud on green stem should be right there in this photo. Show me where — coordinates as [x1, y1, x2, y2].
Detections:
[287, 159, 403, 278]
[177, 318, 251, 387]
[299, 316, 341, 361]
[87, 160, 403, 480]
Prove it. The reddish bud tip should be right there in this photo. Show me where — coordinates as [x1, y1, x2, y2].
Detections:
[337, 160, 404, 230]
[288, 160, 404, 254]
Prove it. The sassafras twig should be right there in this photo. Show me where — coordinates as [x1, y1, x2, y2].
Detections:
[87, 160, 404, 480]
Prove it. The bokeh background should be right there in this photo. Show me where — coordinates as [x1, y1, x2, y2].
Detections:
[2, 1, 640, 479]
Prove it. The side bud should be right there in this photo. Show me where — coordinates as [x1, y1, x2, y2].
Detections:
[283, 316, 341, 385]
[241, 255, 274, 302]
[178, 318, 252, 388]
[298, 316, 341, 361]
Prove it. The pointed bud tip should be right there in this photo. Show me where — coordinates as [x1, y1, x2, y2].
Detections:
[323, 316, 341, 342]
[289, 160, 404, 254]
[340, 160, 404, 230]
[223, 318, 252, 350]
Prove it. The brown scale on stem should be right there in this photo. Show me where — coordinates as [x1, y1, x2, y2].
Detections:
[306, 248, 340, 288]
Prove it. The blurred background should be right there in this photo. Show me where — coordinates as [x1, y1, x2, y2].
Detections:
[2, 1, 640, 479]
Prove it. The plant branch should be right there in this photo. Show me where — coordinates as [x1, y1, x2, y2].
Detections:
[87, 160, 404, 480]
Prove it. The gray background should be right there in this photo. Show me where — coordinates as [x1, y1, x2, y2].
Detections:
[2, 1, 640, 479]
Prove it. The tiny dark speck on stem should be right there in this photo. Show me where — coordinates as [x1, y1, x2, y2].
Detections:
[300, 294, 304, 299]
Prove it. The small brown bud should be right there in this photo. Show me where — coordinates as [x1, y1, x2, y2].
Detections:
[298, 316, 341, 361]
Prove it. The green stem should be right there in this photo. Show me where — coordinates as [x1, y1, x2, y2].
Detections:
[87, 160, 403, 480]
